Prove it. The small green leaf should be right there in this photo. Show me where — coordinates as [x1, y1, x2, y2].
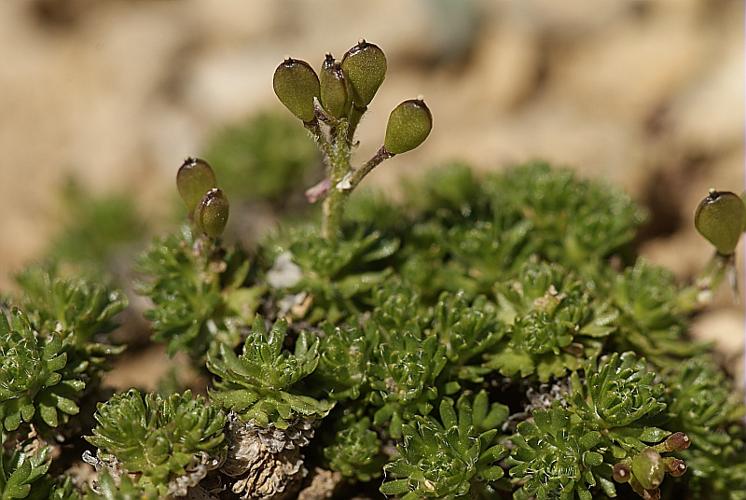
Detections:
[480, 465, 505, 481]
[40, 405, 58, 427]
[639, 427, 671, 443]
[380, 478, 410, 495]
[273, 58, 320, 122]
[583, 451, 604, 467]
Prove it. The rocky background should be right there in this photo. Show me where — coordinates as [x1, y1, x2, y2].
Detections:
[0, 0, 743, 385]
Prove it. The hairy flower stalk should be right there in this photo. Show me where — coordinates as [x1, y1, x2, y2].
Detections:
[273, 40, 432, 242]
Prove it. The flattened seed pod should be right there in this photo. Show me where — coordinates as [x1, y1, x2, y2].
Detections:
[612, 463, 631, 483]
[384, 99, 433, 154]
[341, 40, 386, 106]
[195, 188, 230, 238]
[631, 449, 664, 491]
[319, 54, 349, 119]
[694, 190, 746, 255]
[273, 58, 320, 123]
[177, 157, 217, 213]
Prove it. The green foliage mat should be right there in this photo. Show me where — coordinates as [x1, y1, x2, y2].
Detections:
[59, 162, 742, 498]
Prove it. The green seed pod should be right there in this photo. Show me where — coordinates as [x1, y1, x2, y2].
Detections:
[631, 448, 664, 490]
[319, 54, 349, 119]
[177, 157, 217, 213]
[694, 190, 746, 255]
[341, 40, 386, 106]
[384, 99, 433, 154]
[273, 58, 320, 122]
[195, 188, 229, 238]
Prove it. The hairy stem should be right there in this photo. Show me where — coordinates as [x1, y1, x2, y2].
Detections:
[346, 104, 366, 146]
[339, 147, 394, 193]
[680, 252, 732, 309]
[322, 122, 351, 241]
[304, 119, 334, 166]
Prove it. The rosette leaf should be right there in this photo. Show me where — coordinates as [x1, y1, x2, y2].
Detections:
[431, 291, 505, 386]
[381, 392, 508, 499]
[15, 266, 126, 344]
[610, 260, 702, 366]
[323, 415, 384, 482]
[86, 390, 226, 494]
[311, 323, 371, 401]
[0, 443, 51, 499]
[14, 266, 126, 389]
[367, 330, 446, 439]
[508, 406, 610, 500]
[137, 226, 260, 360]
[0, 308, 85, 431]
[568, 352, 668, 445]
[666, 357, 744, 455]
[207, 317, 334, 428]
[484, 162, 645, 269]
[486, 262, 617, 382]
[264, 226, 398, 324]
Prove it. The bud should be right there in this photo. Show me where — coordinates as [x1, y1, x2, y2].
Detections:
[612, 463, 631, 483]
[695, 190, 746, 255]
[273, 58, 320, 122]
[195, 188, 230, 238]
[384, 99, 433, 154]
[341, 40, 386, 106]
[631, 448, 664, 490]
[665, 457, 687, 478]
[319, 54, 349, 119]
[177, 157, 217, 213]
[664, 432, 690, 451]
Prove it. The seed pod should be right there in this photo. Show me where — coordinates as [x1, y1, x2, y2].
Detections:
[177, 157, 217, 213]
[195, 188, 230, 238]
[341, 40, 386, 106]
[319, 54, 349, 119]
[694, 190, 746, 255]
[631, 448, 664, 490]
[664, 432, 690, 451]
[384, 99, 433, 154]
[273, 58, 320, 122]
[665, 458, 687, 478]
[612, 463, 631, 483]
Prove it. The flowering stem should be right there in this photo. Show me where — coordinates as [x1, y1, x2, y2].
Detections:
[304, 119, 334, 166]
[339, 147, 394, 193]
[321, 122, 351, 242]
[346, 104, 366, 145]
[683, 252, 732, 308]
